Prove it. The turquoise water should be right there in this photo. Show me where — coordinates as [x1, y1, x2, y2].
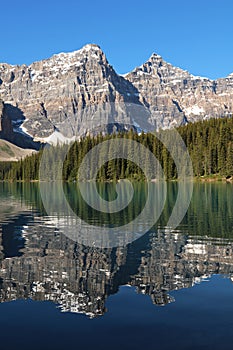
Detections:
[0, 182, 233, 349]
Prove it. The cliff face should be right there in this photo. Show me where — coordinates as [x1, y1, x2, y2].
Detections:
[0, 45, 149, 141]
[0, 100, 3, 132]
[0, 44, 233, 143]
[0, 100, 13, 137]
[125, 54, 233, 129]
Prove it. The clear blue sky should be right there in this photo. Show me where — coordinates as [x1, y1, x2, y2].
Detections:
[1, 0, 233, 79]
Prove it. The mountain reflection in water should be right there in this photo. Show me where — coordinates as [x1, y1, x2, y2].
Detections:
[0, 181, 232, 318]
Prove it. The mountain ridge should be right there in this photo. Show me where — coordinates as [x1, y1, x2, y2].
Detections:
[2, 44, 232, 80]
[0, 44, 233, 149]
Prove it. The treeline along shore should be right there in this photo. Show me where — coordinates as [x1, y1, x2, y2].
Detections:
[0, 117, 232, 182]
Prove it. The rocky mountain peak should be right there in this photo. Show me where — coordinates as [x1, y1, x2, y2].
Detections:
[0, 44, 233, 146]
[78, 43, 103, 53]
[227, 72, 233, 79]
[148, 52, 163, 64]
[28, 43, 108, 83]
[128, 51, 192, 85]
[48, 43, 105, 64]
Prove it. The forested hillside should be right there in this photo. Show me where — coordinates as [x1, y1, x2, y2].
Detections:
[0, 117, 232, 181]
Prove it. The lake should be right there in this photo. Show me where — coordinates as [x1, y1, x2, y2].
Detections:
[0, 181, 233, 350]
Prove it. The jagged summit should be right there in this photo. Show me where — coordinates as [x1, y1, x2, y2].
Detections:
[0, 44, 105, 69]
[0, 45, 233, 148]
[30, 43, 106, 72]
[51, 43, 104, 59]
[127, 52, 164, 74]
[148, 52, 162, 60]
[79, 43, 102, 51]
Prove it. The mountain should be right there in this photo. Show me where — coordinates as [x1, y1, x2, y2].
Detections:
[0, 44, 233, 147]
[126, 53, 233, 128]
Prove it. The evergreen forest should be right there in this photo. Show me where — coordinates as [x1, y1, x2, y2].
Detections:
[0, 116, 232, 181]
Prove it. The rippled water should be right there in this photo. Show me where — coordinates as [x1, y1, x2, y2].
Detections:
[0, 181, 233, 350]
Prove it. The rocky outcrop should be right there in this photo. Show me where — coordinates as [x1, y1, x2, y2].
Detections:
[0, 99, 13, 137]
[125, 53, 233, 129]
[0, 99, 3, 132]
[0, 44, 233, 143]
[0, 45, 150, 141]
[0, 99, 43, 150]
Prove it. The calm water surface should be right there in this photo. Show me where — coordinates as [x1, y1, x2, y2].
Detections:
[0, 182, 233, 350]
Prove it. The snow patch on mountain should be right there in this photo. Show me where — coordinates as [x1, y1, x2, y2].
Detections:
[34, 130, 75, 145]
[184, 105, 205, 116]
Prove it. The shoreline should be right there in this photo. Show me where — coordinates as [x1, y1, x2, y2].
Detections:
[0, 176, 232, 184]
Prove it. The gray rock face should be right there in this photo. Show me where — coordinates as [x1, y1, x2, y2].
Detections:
[0, 100, 3, 132]
[126, 54, 233, 128]
[0, 99, 13, 137]
[0, 44, 233, 142]
[0, 44, 148, 141]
